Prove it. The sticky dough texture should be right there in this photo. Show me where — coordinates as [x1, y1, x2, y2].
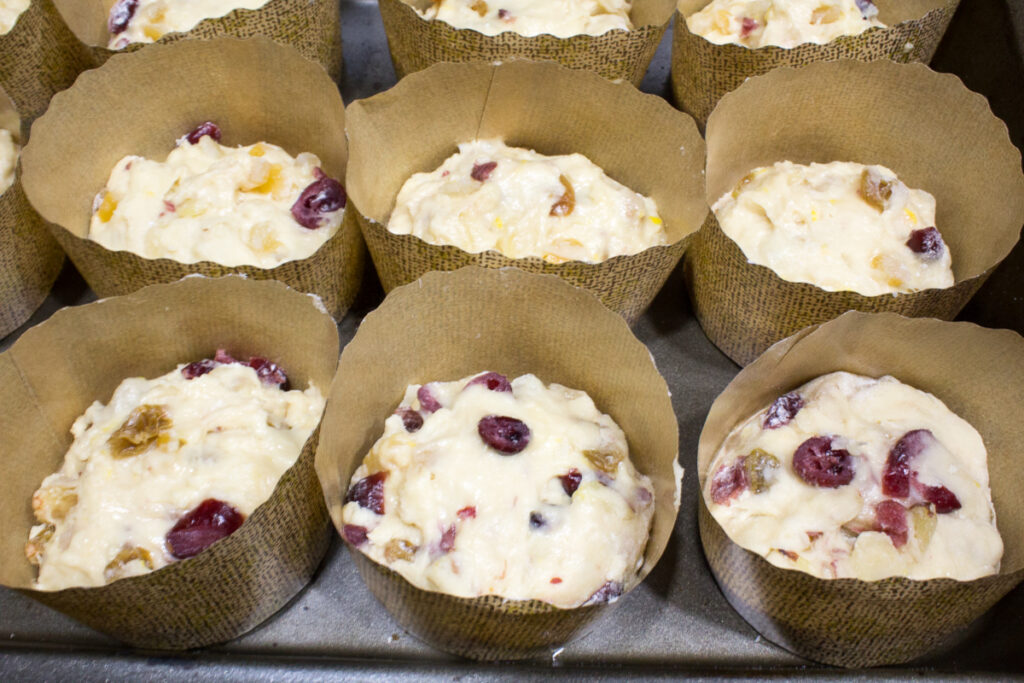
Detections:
[89, 135, 343, 268]
[685, 0, 884, 48]
[706, 372, 1002, 581]
[108, 0, 271, 48]
[0, 0, 29, 35]
[26, 362, 325, 591]
[388, 139, 667, 264]
[712, 161, 953, 296]
[342, 372, 656, 608]
[420, 0, 632, 38]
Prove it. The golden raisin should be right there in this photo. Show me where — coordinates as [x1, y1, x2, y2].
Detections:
[743, 448, 780, 494]
[549, 175, 576, 217]
[104, 545, 155, 581]
[584, 448, 624, 475]
[859, 168, 895, 212]
[32, 486, 78, 522]
[910, 504, 937, 549]
[108, 404, 172, 458]
[25, 524, 55, 565]
[384, 538, 418, 563]
[811, 5, 841, 24]
[470, 0, 488, 16]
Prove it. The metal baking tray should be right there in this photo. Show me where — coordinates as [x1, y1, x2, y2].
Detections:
[2, 0, 1022, 678]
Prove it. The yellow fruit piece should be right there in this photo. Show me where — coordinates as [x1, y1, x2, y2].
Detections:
[143, 25, 163, 41]
[96, 192, 117, 222]
[249, 144, 266, 157]
[249, 164, 285, 196]
[649, 215, 663, 225]
[904, 208, 918, 224]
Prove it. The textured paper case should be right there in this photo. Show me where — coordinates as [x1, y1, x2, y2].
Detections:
[0, 276, 339, 649]
[0, 94, 64, 338]
[53, 0, 342, 81]
[697, 311, 1024, 668]
[315, 267, 682, 660]
[671, 0, 960, 126]
[346, 60, 707, 325]
[684, 60, 1024, 366]
[379, 0, 675, 85]
[20, 37, 364, 321]
[0, 0, 95, 128]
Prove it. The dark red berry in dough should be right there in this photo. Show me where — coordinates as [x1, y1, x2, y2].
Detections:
[345, 471, 387, 515]
[906, 227, 945, 260]
[883, 429, 932, 498]
[466, 372, 512, 393]
[166, 499, 245, 559]
[471, 161, 497, 181]
[291, 172, 346, 230]
[875, 500, 908, 548]
[185, 121, 222, 145]
[792, 436, 855, 488]
[762, 392, 804, 430]
[478, 415, 531, 454]
[560, 469, 582, 496]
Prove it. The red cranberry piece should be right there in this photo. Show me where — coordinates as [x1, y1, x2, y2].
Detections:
[883, 429, 933, 498]
[185, 121, 222, 145]
[792, 436, 855, 488]
[740, 17, 758, 38]
[345, 471, 387, 515]
[398, 408, 424, 432]
[762, 392, 804, 430]
[920, 483, 961, 514]
[471, 161, 497, 182]
[478, 415, 531, 454]
[343, 524, 368, 546]
[166, 499, 245, 559]
[417, 385, 441, 413]
[108, 0, 139, 35]
[498, 8, 511, 20]
[439, 524, 457, 553]
[466, 371, 512, 393]
[583, 581, 623, 606]
[181, 358, 218, 380]
[457, 506, 476, 520]
[247, 356, 289, 389]
[710, 459, 749, 505]
[906, 227, 945, 260]
[560, 469, 582, 496]
[529, 512, 546, 529]
[550, 577, 562, 584]
[291, 172, 346, 230]
[875, 500, 908, 548]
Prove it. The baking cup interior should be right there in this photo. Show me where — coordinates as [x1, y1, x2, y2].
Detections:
[697, 311, 1024, 667]
[0, 276, 339, 649]
[315, 266, 682, 659]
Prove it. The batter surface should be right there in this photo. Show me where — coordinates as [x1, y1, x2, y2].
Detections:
[107, 0, 271, 48]
[685, 0, 884, 48]
[0, 0, 28, 35]
[419, 0, 632, 38]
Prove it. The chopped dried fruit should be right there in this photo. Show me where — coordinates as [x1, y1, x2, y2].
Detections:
[919, 482, 961, 514]
[792, 436, 855, 488]
[457, 506, 477, 520]
[855, 0, 878, 17]
[471, 161, 497, 181]
[777, 549, 799, 561]
[181, 358, 219, 380]
[417, 385, 441, 413]
[108, 0, 139, 34]
[906, 227, 945, 260]
[466, 372, 512, 393]
[247, 356, 289, 388]
[811, 5, 841, 24]
[32, 486, 77, 522]
[550, 577, 562, 584]
[498, 8, 511, 20]
[108, 404, 172, 458]
[214, 348, 238, 364]
[762, 392, 804, 429]
[875, 500, 908, 548]
[95, 192, 117, 222]
[883, 429, 932, 498]
[185, 121, 222, 145]
[104, 545, 154, 580]
[743, 449, 780, 494]
[291, 172, 346, 230]
[910, 504, 937, 548]
[529, 512, 546, 529]
[478, 415, 531, 454]
[345, 471, 387, 515]
[860, 168, 896, 212]
[384, 538, 417, 562]
[583, 581, 623, 605]
[560, 468, 582, 496]
[740, 16, 758, 37]
[439, 524, 457, 553]
[25, 524, 54, 565]
[583, 448, 624, 475]
[470, 0, 488, 17]
[166, 499, 245, 559]
[398, 408, 424, 432]
[343, 524, 368, 546]
[710, 459, 748, 504]
[549, 175, 576, 217]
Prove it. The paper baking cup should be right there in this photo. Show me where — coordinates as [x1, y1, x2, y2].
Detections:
[346, 60, 707, 325]
[20, 37, 364, 321]
[684, 59, 1024, 366]
[379, 0, 675, 85]
[0, 0, 95, 128]
[697, 311, 1024, 668]
[53, 0, 341, 81]
[315, 267, 682, 660]
[0, 276, 339, 650]
[671, 0, 960, 126]
[0, 93, 64, 338]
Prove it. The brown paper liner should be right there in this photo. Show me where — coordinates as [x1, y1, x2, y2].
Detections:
[0, 276, 340, 649]
[0, 94, 64, 338]
[53, 0, 342, 81]
[671, 0, 960, 126]
[315, 267, 682, 660]
[0, 0, 96, 129]
[20, 37, 364, 321]
[346, 60, 707, 326]
[684, 59, 1024, 366]
[379, 0, 675, 86]
[697, 311, 1024, 668]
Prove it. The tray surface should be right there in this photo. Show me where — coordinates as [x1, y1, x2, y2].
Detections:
[1, 0, 1022, 678]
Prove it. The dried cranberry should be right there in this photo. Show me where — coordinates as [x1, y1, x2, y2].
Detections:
[439, 524, 457, 553]
[457, 506, 476, 520]
[560, 469, 582, 496]
[343, 524, 368, 546]
[920, 483, 961, 514]
[762, 392, 804, 430]
[398, 409, 424, 432]
[875, 500, 908, 548]
[583, 581, 623, 606]
[417, 385, 441, 413]
[710, 459, 748, 505]
[498, 8, 511, 20]
[345, 472, 387, 515]
[792, 436, 855, 488]
[740, 17, 758, 38]
[185, 121, 222, 145]
[471, 161, 497, 182]
[291, 172, 346, 230]
[478, 415, 531, 454]
[529, 512, 546, 529]
[906, 227, 945, 260]
[166, 499, 245, 559]
[466, 372, 512, 393]
[181, 358, 218, 380]
[247, 356, 289, 389]
[108, 0, 139, 35]
[883, 429, 932, 498]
